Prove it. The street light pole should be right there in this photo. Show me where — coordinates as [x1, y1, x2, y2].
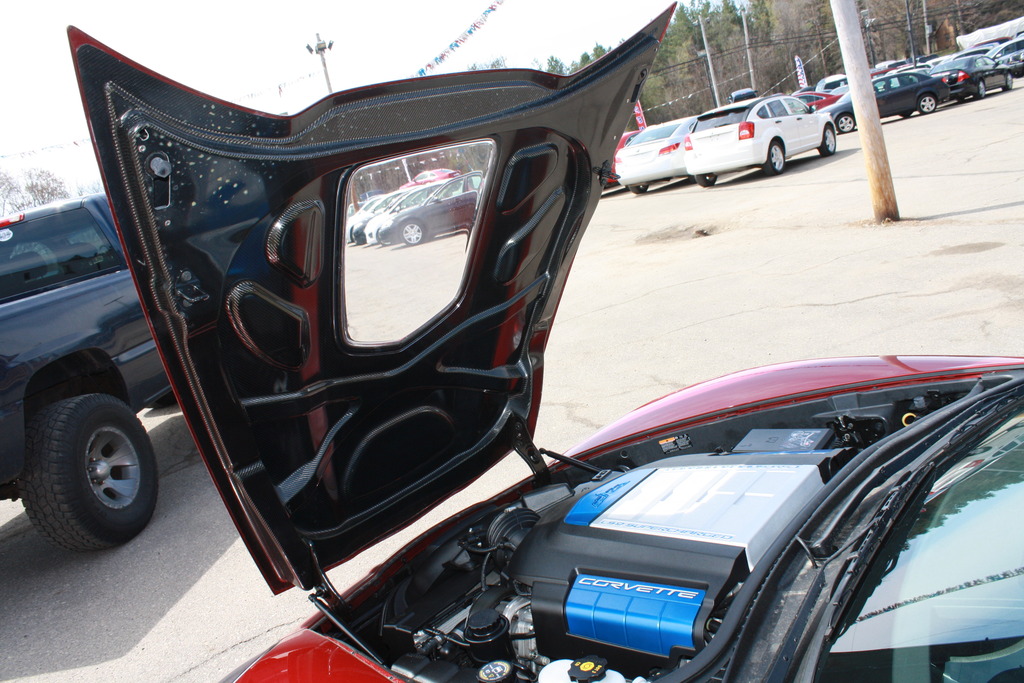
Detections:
[860, 9, 877, 65]
[306, 33, 334, 94]
[904, 0, 919, 63]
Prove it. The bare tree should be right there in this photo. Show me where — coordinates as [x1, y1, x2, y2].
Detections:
[0, 169, 28, 214]
[22, 168, 71, 208]
[76, 178, 104, 196]
[467, 57, 508, 70]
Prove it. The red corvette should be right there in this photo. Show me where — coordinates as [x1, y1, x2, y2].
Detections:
[793, 90, 845, 111]
[399, 168, 462, 190]
[73, 8, 1024, 683]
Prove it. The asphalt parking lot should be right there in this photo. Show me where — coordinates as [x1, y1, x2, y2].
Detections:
[2, 87, 1024, 682]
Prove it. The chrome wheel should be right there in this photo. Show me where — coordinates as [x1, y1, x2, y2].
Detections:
[86, 426, 141, 510]
[819, 126, 837, 156]
[763, 141, 785, 176]
[835, 113, 856, 134]
[917, 94, 937, 114]
[401, 222, 424, 245]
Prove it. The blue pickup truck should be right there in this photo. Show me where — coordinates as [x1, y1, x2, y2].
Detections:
[0, 194, 169, 550]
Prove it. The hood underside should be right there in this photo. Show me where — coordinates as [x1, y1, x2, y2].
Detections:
[70, 11, 672, 592]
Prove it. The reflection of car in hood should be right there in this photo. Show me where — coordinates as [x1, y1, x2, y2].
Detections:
[72, 8, 1024, 683]
[376, 172, 483, 246]
[346, 193, 393, 244]
[399, 168, 461, 190]
[363, 183, 441, 245]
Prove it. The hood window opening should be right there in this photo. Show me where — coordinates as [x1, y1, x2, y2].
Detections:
[342, 140, 495, 344]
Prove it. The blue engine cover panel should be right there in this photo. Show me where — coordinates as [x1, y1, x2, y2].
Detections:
[565, 574, 706, 656]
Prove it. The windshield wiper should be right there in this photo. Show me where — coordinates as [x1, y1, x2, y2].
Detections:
[822, 387, 1024, 639]
[822, 460, 936, 640]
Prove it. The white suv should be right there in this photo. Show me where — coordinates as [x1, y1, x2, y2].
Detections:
[682, 95, 836, 188]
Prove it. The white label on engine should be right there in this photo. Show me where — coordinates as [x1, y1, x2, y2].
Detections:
[589, 464, 821, 570]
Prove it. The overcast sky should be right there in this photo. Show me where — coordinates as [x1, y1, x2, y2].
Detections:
[0, 0, 676, 188]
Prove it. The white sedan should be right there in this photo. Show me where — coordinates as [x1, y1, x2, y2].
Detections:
[613, 117, 696, 194]
[682, 95, 836, 187]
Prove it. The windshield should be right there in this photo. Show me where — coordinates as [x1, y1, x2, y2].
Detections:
[356, 194, 389, 216]
[933, 58, 972, 72]
[630, 124, 680, 145]
[0, 207, 121, 300]
[391, 185, 436, 212]
[818, 407, 1024, 681]
[692, 108, 749, 132]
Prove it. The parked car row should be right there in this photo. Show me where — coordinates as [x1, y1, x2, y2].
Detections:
[376, 172, 482, 246]
[347, 171, 484, 247]
[817, 70, 951, 134]
[613, 94, 836, 191]
[613, 47, 1014, 194]
[817, 58, 1012, 134]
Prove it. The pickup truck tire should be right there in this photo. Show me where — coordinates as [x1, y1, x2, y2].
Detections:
[18, 394, 158, 551]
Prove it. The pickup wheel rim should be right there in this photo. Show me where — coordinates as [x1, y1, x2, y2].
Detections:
[86, 426, 141, 510]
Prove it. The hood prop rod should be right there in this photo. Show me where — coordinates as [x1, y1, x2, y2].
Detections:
[511, 419, 551, 485]
[306, 541, 384, 665]
[511, 419, 614, 482]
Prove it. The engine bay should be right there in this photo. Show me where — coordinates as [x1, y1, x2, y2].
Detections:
[335, 379, 987, 683]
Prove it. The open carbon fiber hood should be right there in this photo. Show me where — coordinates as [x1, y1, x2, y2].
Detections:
[69, 10, 672, 592]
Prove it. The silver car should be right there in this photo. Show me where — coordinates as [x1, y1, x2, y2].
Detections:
[613, 117, 696, 194]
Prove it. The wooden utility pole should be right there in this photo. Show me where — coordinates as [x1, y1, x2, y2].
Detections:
[741, 9, 757, 92]
[698, 16, 721, 107]
[830, 0, 900, 222]
[922, 0, 932, 54]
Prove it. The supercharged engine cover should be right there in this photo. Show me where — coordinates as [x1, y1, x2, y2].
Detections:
[565, 574, 706, 655]
[509, 454, 827, 673]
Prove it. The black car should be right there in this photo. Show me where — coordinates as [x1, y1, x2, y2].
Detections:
[727, 87, 757, 103]
[376, 172, 483, 246]
[930, 55, 1014, 101]
[819, 72, 950, 134]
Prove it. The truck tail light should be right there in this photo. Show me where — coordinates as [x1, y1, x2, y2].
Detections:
[738, 122, 755, 140]
[0, 212, 25, 229]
